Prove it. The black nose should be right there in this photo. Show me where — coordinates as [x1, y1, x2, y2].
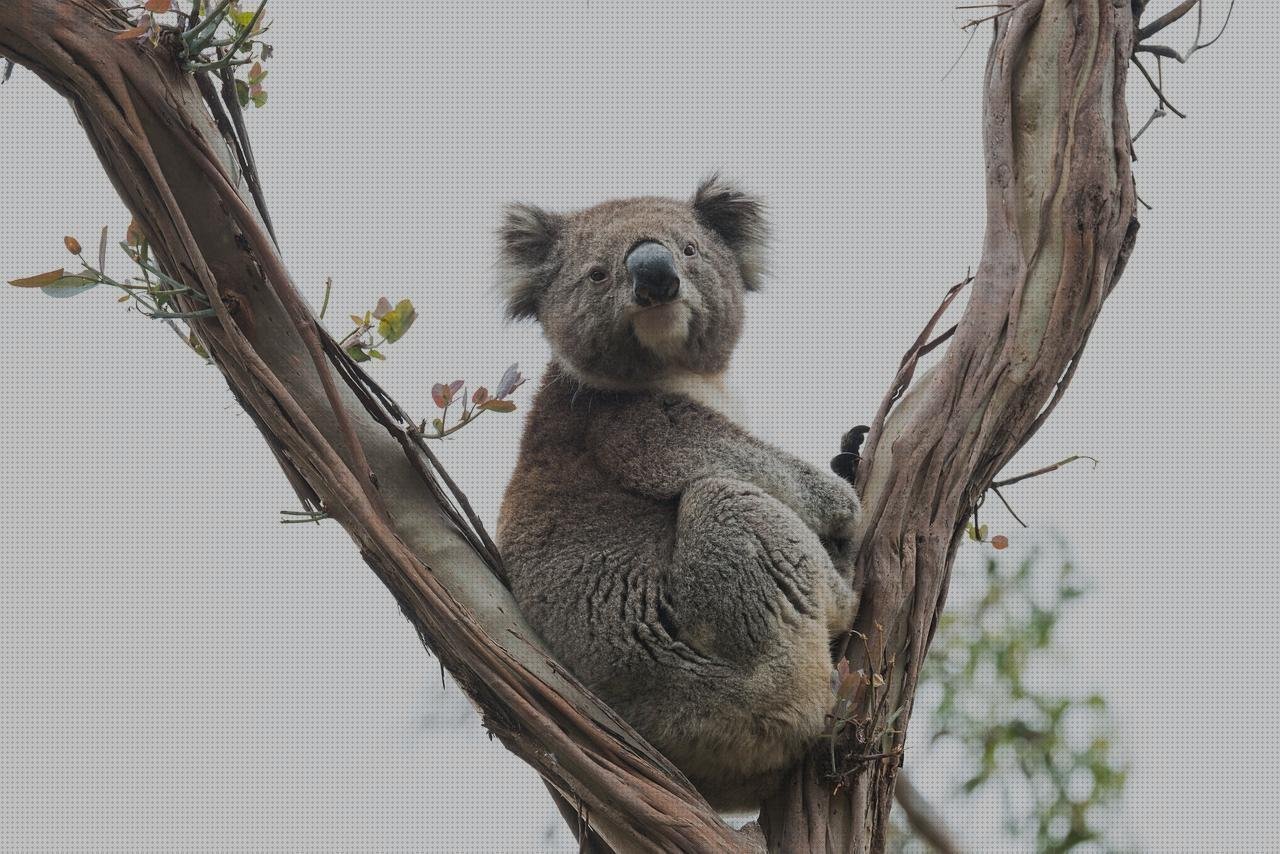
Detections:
[626, 242, 680, 306]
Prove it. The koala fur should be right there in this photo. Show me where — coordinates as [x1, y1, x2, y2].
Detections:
[495, 178, 860, 811]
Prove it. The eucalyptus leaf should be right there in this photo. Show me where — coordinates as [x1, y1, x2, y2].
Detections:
[42, 273, 99, 298]
[377, 298, 417, 343]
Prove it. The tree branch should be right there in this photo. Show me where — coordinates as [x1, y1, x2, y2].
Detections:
[0, 2, 755, 851]
[762, 1, 1138, 850]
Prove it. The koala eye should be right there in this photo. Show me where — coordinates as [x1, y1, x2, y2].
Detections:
[683, 242, 698, 257]
[588, 266, 608, 283]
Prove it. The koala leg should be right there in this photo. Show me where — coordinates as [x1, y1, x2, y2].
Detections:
[655, 476, 847, 809]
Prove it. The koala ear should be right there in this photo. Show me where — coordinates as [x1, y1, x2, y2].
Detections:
[500, 203, 564, 320]
[691, 175, 767, 290]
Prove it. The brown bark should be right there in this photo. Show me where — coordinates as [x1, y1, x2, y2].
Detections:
[761, 2, 1138, 850]
[0, 1, 1137, 851]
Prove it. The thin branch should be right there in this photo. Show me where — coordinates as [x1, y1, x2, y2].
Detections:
[1137, 0, 1197, 41]
[992, 454, 1099, 489]
[894, 774, 964, 854]
[988, 486, 1028, 529]
[1131, 53, 1186, 118]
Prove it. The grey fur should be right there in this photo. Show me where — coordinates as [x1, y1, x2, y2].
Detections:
[497, 185, 859, 810]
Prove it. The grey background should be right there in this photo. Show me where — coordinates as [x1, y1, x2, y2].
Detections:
[1, 2, 1275, 851]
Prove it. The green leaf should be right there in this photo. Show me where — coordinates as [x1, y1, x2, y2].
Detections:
[377, 298, 417, 343]
[42, 272, 99, 298]
[367, 348, 385, 360]
[229, 6, 258, 29]
[345, 345, 371, 362]
[235, 78, 250, 108]
[250, 87, 268, 108]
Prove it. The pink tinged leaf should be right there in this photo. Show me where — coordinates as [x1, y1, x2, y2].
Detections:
[472, 387, 490, 405]
[372, 297, 393, 319]
[431, 383, 449, 408]
[448, 379, 464, 395]
[496, 363, 523, 399]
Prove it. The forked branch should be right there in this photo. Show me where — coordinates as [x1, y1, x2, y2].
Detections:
[2, 1, 1146, 852]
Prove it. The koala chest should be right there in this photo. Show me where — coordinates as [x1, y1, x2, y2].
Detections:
[654, 372, 749, 428]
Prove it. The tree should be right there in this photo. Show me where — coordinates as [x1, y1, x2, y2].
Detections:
[0, 1, 1216, 850]
[896, 551, 1130, 853]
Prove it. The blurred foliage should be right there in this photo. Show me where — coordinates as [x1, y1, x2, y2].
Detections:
[892, 554, 1130, 853]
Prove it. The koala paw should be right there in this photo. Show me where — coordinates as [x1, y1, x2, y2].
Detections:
[830, 425, 870, 485]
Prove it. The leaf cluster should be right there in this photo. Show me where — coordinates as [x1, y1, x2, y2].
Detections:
[910, 555, 1129, 853]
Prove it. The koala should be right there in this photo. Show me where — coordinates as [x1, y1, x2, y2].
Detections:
[495, 177, 861, 811]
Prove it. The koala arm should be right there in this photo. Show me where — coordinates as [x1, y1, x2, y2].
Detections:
[586, 395, 858, 541]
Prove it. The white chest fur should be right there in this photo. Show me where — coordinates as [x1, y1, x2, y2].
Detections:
[655, 372, 747, 428]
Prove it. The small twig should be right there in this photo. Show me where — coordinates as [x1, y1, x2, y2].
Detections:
[992, 454, 1098, 489]
[989, 485, 1028, 528]
[942, 24, 979, 82]
[319, 276, 333, 319]
[960, 0, 1025, 31]
[1131, 103, 1166, 143]
[1192, 0, 1235, 53]
[1131, 54, 1186, 118]
[848, 749, 904, 764]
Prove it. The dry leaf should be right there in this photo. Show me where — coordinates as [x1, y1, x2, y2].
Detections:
[8, 268, 66, 287]
[114, 24, 149, 41]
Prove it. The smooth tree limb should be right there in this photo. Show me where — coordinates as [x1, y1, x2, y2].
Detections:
[1, 1, 1140, 851]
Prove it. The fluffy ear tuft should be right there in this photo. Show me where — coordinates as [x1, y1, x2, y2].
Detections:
[499, 203, 563, 320]
[691, 175, 768, 290]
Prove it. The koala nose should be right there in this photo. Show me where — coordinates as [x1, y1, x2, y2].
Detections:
[626, 241, 681, 307]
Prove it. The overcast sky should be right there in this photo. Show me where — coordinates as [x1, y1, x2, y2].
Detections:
[1, 2, 1276, 851]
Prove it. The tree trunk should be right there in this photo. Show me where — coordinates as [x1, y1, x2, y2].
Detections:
[761, 2, 1138, 849]
[0, 1, 1137, 851]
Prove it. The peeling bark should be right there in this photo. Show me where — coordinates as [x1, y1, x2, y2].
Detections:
[761, 2, 1138, 850]
[0, 1, 1137, 851]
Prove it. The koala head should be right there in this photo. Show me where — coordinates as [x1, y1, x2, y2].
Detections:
[500, 177, 766, 386]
